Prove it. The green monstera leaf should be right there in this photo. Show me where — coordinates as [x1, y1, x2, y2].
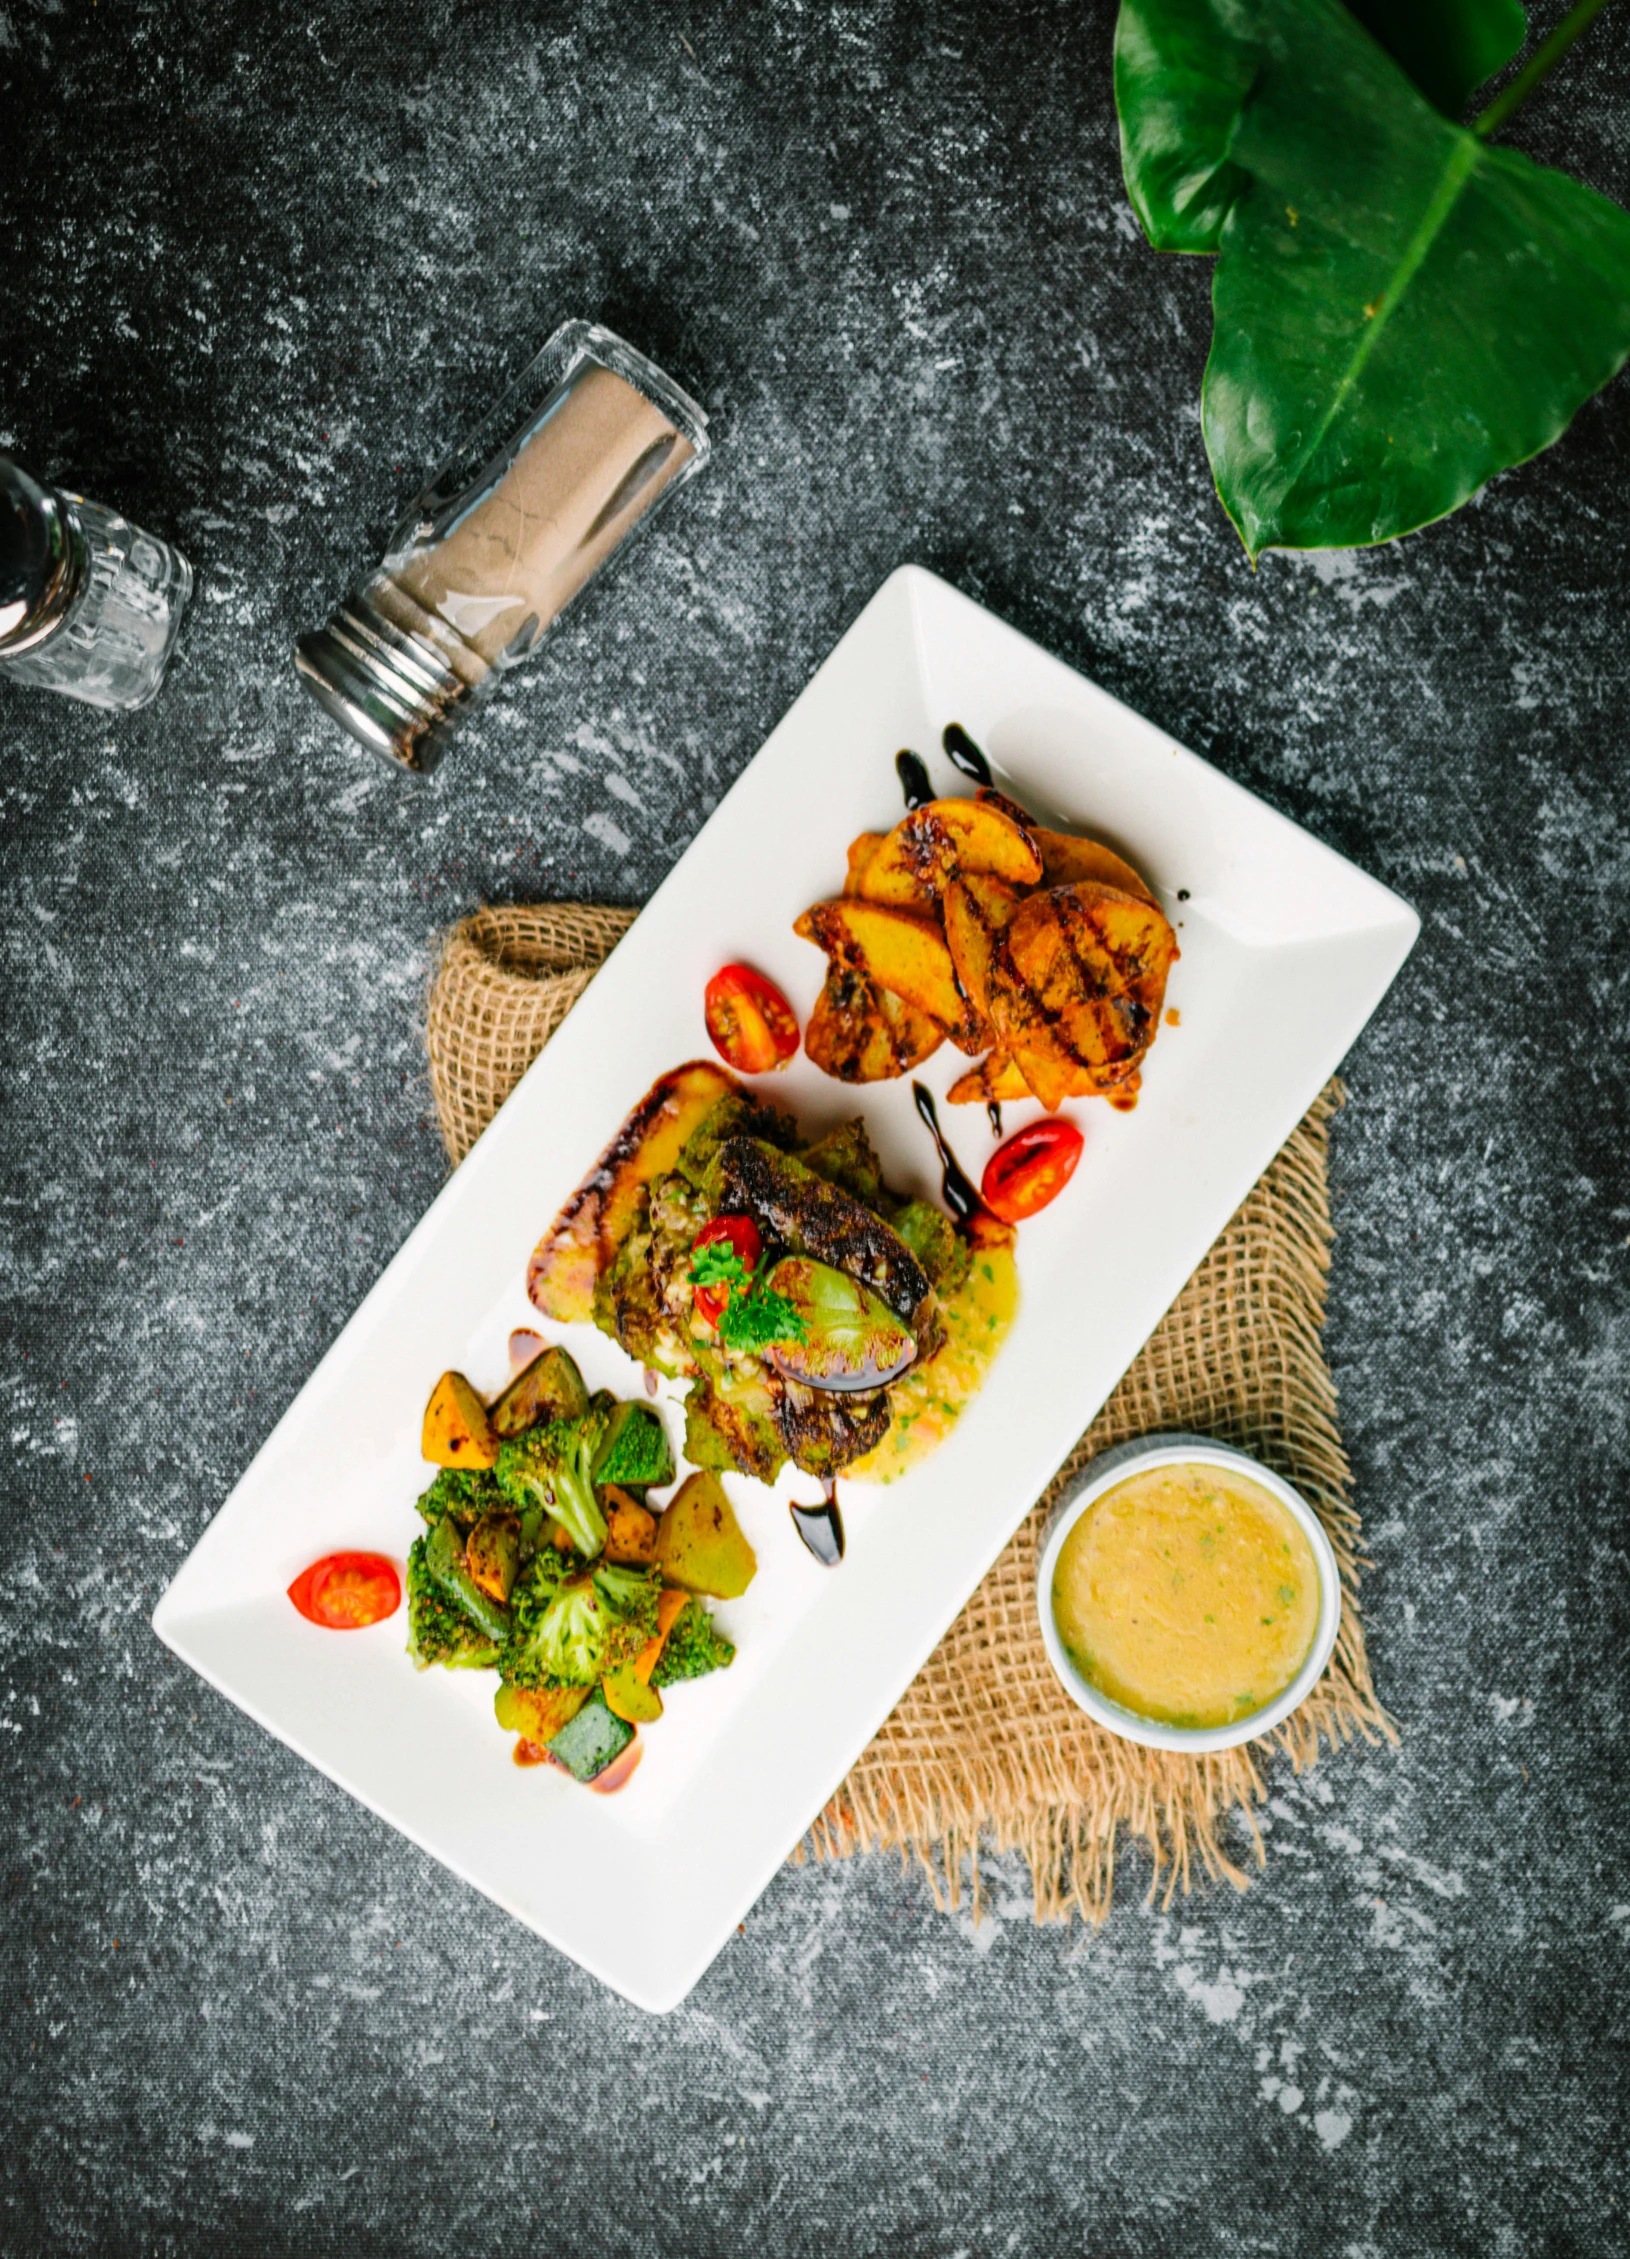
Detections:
[1115, 0, 1630, 557]
[1113, 0, 1256, 252]
[1348, 0, 1527, 117]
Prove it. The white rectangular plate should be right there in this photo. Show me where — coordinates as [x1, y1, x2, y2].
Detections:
[154, 566, 1418, 2012]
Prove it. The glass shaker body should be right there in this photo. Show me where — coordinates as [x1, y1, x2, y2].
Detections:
[295, 320, 710, 772]
[0, 458, 192, 711]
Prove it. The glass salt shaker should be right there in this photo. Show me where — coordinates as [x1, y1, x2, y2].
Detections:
[0, 456, 193, 711]
[295, 320, 710, 773]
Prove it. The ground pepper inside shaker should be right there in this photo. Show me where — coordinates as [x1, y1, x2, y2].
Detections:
[296, 320, 709, 773]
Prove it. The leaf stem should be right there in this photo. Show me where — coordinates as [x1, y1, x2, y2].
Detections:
[1472, 0, 1619, 140]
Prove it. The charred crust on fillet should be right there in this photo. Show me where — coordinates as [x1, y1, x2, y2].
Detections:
[711, 1135, 934, 1335]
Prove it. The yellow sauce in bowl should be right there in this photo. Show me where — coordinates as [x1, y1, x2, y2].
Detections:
[1051, 1461, 1321, 1730]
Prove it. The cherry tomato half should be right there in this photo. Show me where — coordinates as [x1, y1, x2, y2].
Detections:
[980, 1117, 1084, 1224]
[287, 1551, 402, 1630]
[704, 963, 800, 1075]
[691, 1213, 763, 1328]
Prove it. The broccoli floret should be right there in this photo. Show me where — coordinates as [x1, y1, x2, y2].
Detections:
[406, 1536, 503, 1670]
[500, 1556, 661, 1690]
[495, 1415, 609, 1560]
[592, 1400, 674, 1489]
[415, 1465, 500, 1530]
[651, 1598, 736, 1688]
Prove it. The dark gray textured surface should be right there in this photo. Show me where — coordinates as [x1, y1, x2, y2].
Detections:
[3, 2, 1627, 2252]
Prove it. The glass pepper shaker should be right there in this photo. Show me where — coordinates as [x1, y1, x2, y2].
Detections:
[295, 320, 710, 774]
[0, 457, 193, 711]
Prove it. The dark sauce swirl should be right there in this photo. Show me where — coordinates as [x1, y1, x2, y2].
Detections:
[790, 1480, 845, 1566]
[911, 1080, 984, 1228]
[895, 748, 933, 810]
[941, 723, 991, 785]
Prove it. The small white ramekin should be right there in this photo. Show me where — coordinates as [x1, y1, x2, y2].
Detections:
[1035, 1432, 1343, 1754]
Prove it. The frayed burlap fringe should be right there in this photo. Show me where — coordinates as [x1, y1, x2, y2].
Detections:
[426, 903, 1394, 1925]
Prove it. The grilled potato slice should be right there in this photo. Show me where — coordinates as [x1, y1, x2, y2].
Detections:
[942, 872, 1022, 1023]
[946, 1052, 1033, 1105]
[794, 898, 987, 1052]
[854, 798, 1042, 908]
[989, 882, 1177, 1106]
[843, 832, 887, 895]
[805, 965, 944, 1082]
[1033, 827, 1158, 905]
[945, 1050, 1129, 1107]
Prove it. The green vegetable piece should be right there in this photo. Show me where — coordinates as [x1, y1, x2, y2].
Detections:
[677, 1092, 797, 1188]
[761, 1257, 916, 1393]
[406, 1535, 503, 1670]
[495, 1415, 610, 1560]
[465, 1511, 521, 1604]
[1119, 0, 1630, 559]
[799, 1119, 886, 1209]
[591, 1399, 675, 1490]
[488, 1346, 589, 1440]
[415, 1466, 499, 1531]
[885, 1200, 969, 1298]
[652, 1471, 757, 1599]
[499, 1557, 661, 1690]
[546, 1689, 634, 1783]
[649, 1597, 736, 1689]
[1347, 0, 1526, 119]
[682, 1355, 788, 1486]
[424, 1514, 512, 1645]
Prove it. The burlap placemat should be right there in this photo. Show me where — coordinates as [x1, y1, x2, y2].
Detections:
[426, 904, 1394, 1920]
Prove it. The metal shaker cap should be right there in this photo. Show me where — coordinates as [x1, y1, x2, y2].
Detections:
[0, 457, 83, 656]
[295, 594, 474, 776]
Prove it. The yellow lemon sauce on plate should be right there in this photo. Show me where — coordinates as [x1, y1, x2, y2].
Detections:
[848, 1246, 1020, 1484]
[1051, 1461, 1321, 1729]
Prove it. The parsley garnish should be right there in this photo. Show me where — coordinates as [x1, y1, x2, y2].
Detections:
[718, 1281, 806, 1353]
[689, 1241, 807, 1353]
[689, 1241, 751, 1293]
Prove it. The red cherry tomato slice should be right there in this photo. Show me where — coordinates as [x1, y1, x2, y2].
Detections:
[287, 1551, 402, 1630]
[704, 963, 800, 1075]
[980, 1117, 1084, 1224]
[691, 1214, 763, 1327]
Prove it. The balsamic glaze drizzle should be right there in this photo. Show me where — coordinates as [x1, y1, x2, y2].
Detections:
[941, 722, 992, 785]
[986, 1101, 1003, 1139]
[911, 1080, 985, 1228]
[790, 1480, 845, 1567]
[895, 748, 933, 810]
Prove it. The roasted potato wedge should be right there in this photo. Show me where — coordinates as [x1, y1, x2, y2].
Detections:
[529, 1060, 745, 1323]
[855, 798, 1042, 908]
[466, 1512, 521, 1602]
[653, 1471, 757, 1598]
[948, 1049, 1130, 1107]
[942, 872, 1021, 1024]
[794, 898, 987, 1052]
[494, 1682, 588, 1742]
[603, 1487, 658, 1567]
[804, 964, 944, 1082]
[946, 1052, 1033, 1106]
[989, 882, 1177, 1105]
[843, 832, 887, 895]
[1033, 827, 1157, 906]
[422, 1370, 499, 1469]
[975, 784, 1036, 828]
